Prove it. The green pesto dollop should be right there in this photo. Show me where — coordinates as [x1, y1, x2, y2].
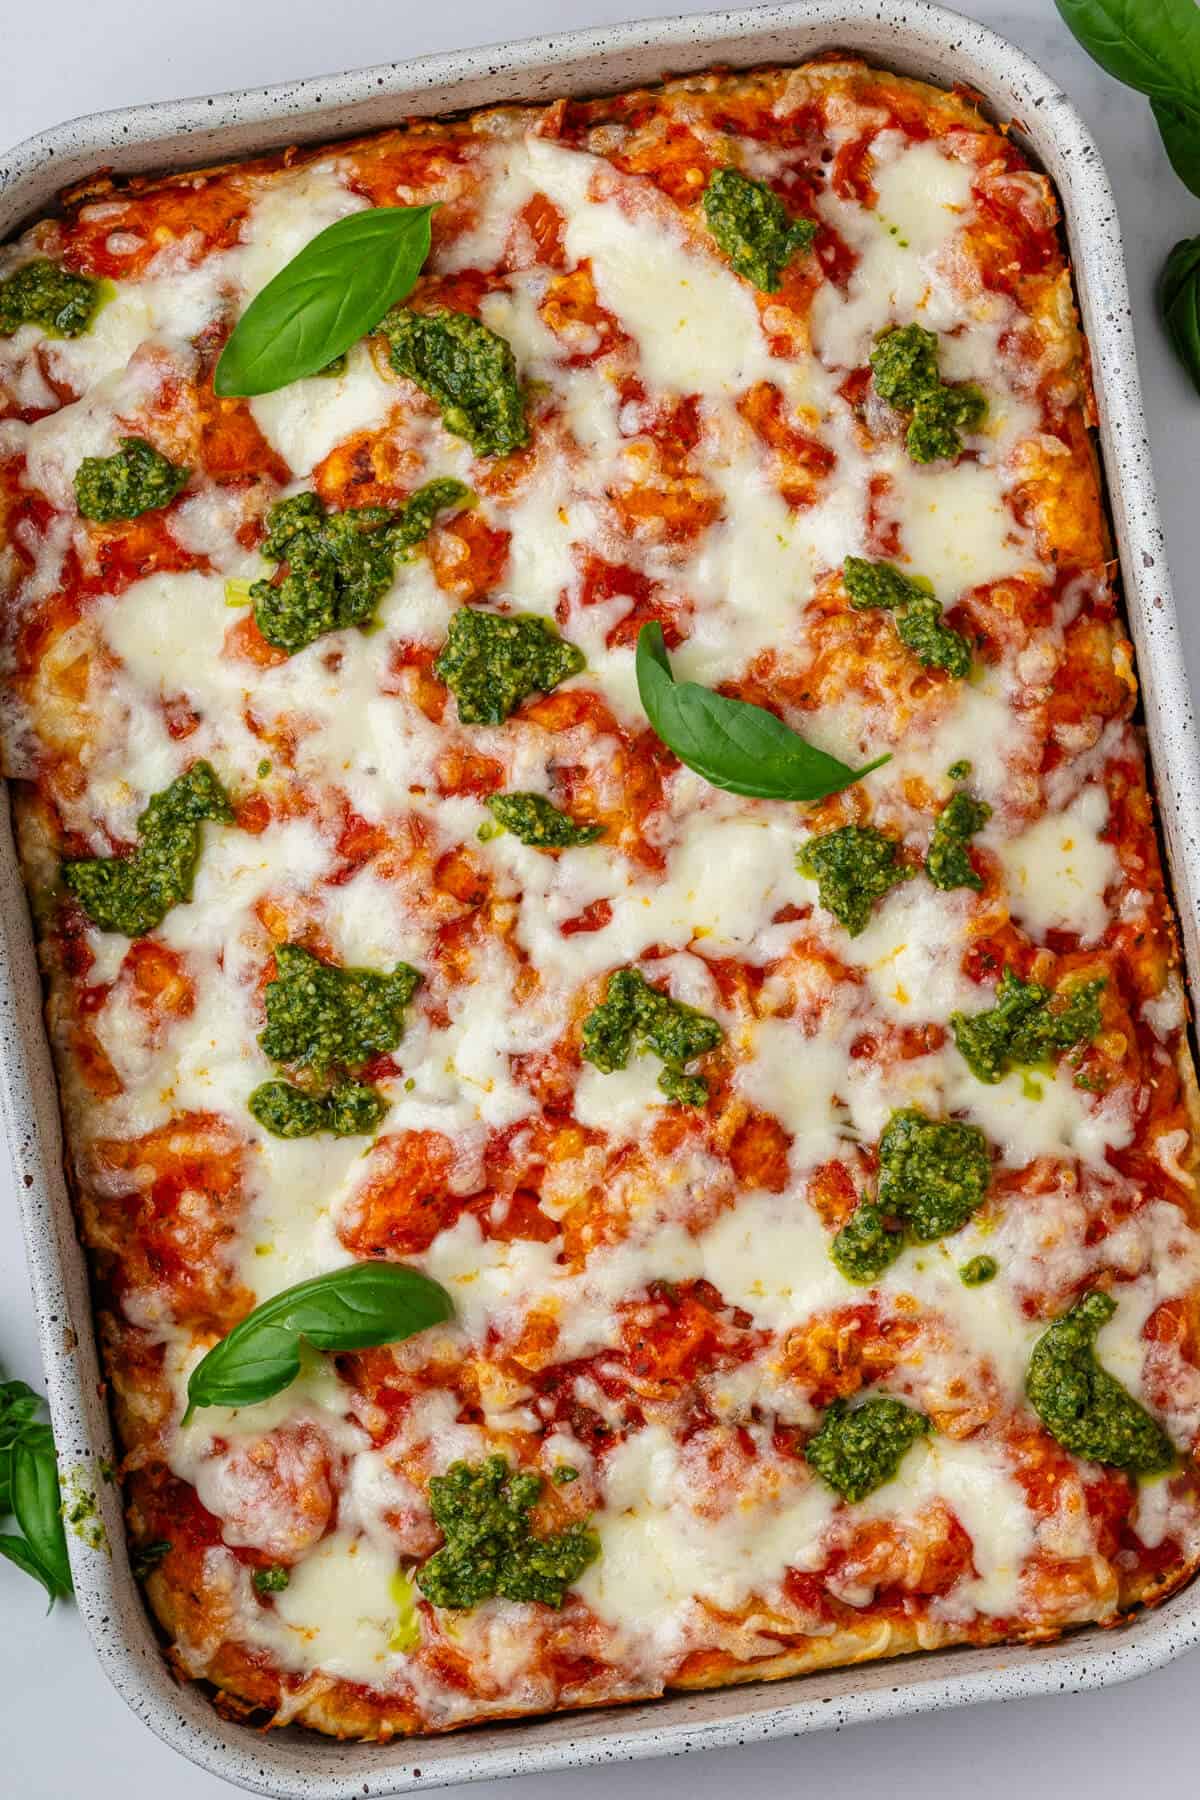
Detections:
[906, 383, 987, 463]
[951, 968, 1105, 1085]
[0, 258, 101, 339]
[869, 323, 986, 464]
[415, 1456, 599, 1609]
[259, 943, 420, 1077]
[843, 555, 971, 678]
[947, 759, 972, 781]
[842, 555, 930, 613]
[877, 1107, 991, 1240]
[805, 1396, 930, 1502]
[580, 966, 723, 1105]
[960, 1254, 998, 1286]
[926, 789, 991, 891]
[890, 594, 972, 676]
[74, 436, 189, 523]
[248, 1078, 389, 1140]
[701, 167, 817, 292]
[63, 762, 232, 937]
[383, 306, 529, 457]
[485, 791, 603, 849]
[252, 1564, 291, 1595]
[797, 823, 913, 937]
[1026, 1291, 1176, 1473]
[831, 1200, 905, 1285]
[434, 607, 585, 725]
[868, 322, 942, 410]
[249, 479, 470, 654]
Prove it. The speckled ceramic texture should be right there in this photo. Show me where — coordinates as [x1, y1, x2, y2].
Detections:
[1, 3, 1199, 1793]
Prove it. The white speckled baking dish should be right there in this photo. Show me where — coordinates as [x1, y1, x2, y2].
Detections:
[2, 2, 1199, 1792]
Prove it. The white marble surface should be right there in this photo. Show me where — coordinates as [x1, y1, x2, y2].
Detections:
[1, 1, 1198, 1793]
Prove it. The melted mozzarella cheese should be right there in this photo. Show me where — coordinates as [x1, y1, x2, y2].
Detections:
[526, 139, 784, 398]
[859, 1434, 1036, 1617]
[574, 1424, 837, 1645]
[994, 783, 1119, 945]
[250, 344, 399, 478]
[733, 1018, 847, 1170]
[270, 1532, 403, 1682]
[811, 136, 975, 369]
[888, 457, 1037, 597]
[231, 161, 365, 302]
[838, 880, 981, 1022]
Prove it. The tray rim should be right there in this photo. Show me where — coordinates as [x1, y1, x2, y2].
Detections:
[3, 3, 1200, 1794]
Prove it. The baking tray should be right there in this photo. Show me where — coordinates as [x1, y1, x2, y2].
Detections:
[3, 2, 1200, 1793]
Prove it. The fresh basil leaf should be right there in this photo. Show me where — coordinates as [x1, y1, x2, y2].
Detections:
[0, 1381, 39, 1448]
[11, 1435, 72, 1598]
[1159, 235, 1200, 394]
[0, 1442, 12, 1516]
[214, 205, 437, 398]
[1151, 97, 1200, 196]
[635, 623, 888, 802]
[186, 1262, 454, 1418]
[0, 1534, 62, 1606]
[1054, 0, 1200, 115]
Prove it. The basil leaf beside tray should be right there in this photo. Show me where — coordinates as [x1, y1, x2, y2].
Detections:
[184, 1263, 454, 1420]
[1152, 98, 1200, 198]
[1054, 0, 1200, 127]
[1159, 236, 1200, 390]
[635, 622, 888, 802]
[0, 1372, 73, 1605]
[1054, 0, 1200, 391]
[214, 204, 438, 397]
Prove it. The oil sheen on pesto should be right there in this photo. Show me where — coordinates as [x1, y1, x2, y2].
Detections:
[702, 167, 817, 291]
[63, 762, 232, 937]
[415, 1456, 599, 1609]
[435, 608, 585, 725]
[1026, 1291, 1175, 1473]
[74, 436, 190, 522]
[806, 1397, 930, 1501]
[383, 306, 529, 456]
[797, 824, 912, 936]
[843, 555, 972, 678]
[952, 968, 1105, 1084]
[581, 967, 722, 1105]
[870, 323, 986, 463]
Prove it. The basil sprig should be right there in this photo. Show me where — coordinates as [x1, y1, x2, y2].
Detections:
[1054, 1, 1200, 196]
[1152, 98, 1200, 196]
[635, 623, 887, 801]
[184, 1264, 453, 1420]
[0, 1370, 72, 1605]
[215, 205, 437, 398]
[1160, 235, 1200, 393]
